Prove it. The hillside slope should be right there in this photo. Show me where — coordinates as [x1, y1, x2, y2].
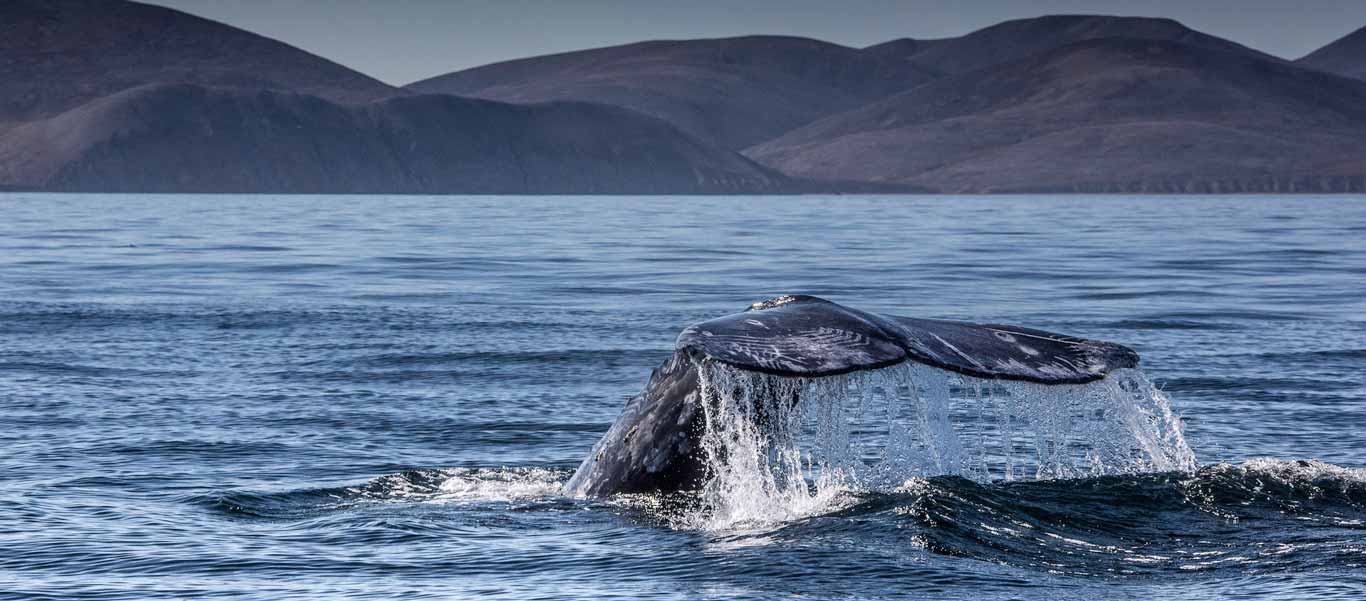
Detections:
[0, 1, 798, 194]
[748, 37, 1366, 193]
[0, 0, 400, 129]
[407, 36, 933, 149]
[899, 15, 1279, 76]
[0, 84, 795, 194]
[1298, 26, 1366, 80]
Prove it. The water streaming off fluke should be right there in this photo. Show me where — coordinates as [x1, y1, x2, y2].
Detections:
[692, 360, 1196, 529]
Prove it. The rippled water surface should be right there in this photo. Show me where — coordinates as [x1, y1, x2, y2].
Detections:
[2, 194, 1364, 600]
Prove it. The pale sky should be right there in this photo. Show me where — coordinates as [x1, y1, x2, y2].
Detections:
[147, 0, 1366, 85]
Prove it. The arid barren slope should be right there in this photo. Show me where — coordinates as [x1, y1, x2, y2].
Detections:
[0, 0, 797, 193]
[1298, 26, 1366, 81]
[747, 37, 1366, 193]
[408, 36, 934, 150]
[0, 0, 400, 128]
[4, 3, 1365, 194]
[897, 14, 1279, 76]
[0, 84, 794, 194]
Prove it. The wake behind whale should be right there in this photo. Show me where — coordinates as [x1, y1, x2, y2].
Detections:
[566, 295, 1196, 528]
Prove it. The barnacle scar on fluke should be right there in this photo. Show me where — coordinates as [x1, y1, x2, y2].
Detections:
[565, 295, 1193, 500]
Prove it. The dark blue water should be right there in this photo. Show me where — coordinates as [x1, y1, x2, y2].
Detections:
[2, 194, 1364, 600]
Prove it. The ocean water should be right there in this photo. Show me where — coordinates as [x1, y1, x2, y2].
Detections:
[1, 193, 1364, 600]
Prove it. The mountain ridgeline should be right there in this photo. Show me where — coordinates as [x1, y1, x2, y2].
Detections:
[2, 2, 1364, 194]
[1297, 26, 1366, 81]
[408, 36, 935, 151]
[748, 37, 1366, 193]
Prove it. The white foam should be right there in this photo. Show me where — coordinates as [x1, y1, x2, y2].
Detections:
[1214, 458, 1366, 484]
[434, 467, 566, 503]
[349, 467, 566, 505]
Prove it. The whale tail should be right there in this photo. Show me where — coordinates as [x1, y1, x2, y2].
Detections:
[567, 295, 1164, 499]
[676, 295, 1137, 384]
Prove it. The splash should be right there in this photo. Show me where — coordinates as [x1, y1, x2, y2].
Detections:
[1180, 458, 1366, 520]
[358, 467, 568, 505]
[691, 360, 1196, 529]
[202, 468, 571, 520]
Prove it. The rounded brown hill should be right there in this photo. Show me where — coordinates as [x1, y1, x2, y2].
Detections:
[0, 0, 399, 127]
[747, 37, 1366, 193]
[901, 14, 1279, 76]
[407, 36, 935, 150]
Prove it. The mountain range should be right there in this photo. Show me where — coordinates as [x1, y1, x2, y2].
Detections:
[2, 1, 1364, 194]
[408, 36, 934, 151]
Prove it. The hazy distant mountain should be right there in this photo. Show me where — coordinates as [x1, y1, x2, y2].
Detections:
[0, 0, 400, 129]
[1298, 26, 1366, 80]
[0, 84, 794, 194]
[406, 16, 1282, 154]
[5, 3, 1364, 195]
[407, 36, 935, 150]
[897, 15, 1279, 76]
[0, 0, 794, 194]
[747, 37, 1366, 193]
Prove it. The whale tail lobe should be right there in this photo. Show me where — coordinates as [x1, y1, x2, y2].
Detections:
[677, 295, 1137, 384]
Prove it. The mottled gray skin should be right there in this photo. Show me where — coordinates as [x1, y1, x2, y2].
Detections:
[563, 350, 708, 497]
[565, 295, 1140, 498]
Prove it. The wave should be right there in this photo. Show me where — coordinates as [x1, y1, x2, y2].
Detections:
[847, 458, 1366, 575]
[197, 467, 572, 519]
[192, 458, 1366, 577]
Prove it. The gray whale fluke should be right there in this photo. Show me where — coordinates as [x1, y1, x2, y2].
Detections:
[565, 295, 1141, 498]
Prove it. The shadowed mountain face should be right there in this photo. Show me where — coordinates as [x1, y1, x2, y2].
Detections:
[899, 15, 1279, 76]
[1298, 26, 1366, 80]
[407, 36, 934, 150]
[0, 85, 793, 194]
[0, 0, 399, 129]
[747, 38, 1366, 193]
